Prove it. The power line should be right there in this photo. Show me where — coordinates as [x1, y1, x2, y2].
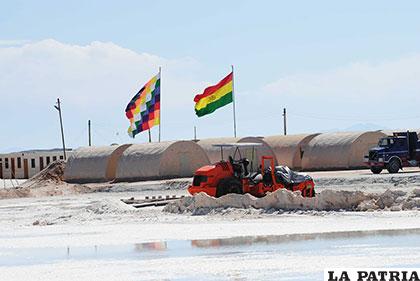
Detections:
[288, 111, 420, 122]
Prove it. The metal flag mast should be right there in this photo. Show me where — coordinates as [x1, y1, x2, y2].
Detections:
[147, 67, 161, 144]
[231, 65, 237, 138]
[158, 66, 162, 142]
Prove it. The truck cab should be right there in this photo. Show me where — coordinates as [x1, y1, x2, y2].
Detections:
[365, 131, 420, 174]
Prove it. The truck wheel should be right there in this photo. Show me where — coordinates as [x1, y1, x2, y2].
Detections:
[370, 166, 383, 174]
[216, 177, 243, 197]
[386, 158, 400, 174]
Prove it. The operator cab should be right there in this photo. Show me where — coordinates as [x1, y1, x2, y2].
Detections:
[189, 142, 315, 198]
[228, 156, 250, 178]
[213, 142, 262, 178]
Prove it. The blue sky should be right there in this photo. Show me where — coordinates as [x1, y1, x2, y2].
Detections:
[1, 1, 420, 152]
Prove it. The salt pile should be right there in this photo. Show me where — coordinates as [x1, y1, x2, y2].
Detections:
[20, 160, 66, 188]
[0, 161, 93, 199]
[164, 188, 420, 214]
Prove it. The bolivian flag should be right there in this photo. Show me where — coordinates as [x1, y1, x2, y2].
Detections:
[194, 72, 233, 117]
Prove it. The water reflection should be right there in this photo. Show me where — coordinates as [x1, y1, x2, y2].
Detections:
[135, 242, 167, 252]
[1, 228, 419, 267]
[190, 228, 420, 249]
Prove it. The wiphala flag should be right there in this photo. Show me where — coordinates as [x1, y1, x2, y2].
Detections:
[125, 73, 160, 138]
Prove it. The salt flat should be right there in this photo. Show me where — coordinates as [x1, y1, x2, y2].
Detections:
[1, 169, 420, 280]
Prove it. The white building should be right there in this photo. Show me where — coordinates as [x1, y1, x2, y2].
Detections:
[0, 149, 73, 179]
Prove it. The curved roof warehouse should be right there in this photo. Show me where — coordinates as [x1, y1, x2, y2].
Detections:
[64, 144, 131, 183]
[115, 141, 210, 181]
[301, 131, 386, 170]
[237, 134, 320, 170]
[62, 131, 389, 183]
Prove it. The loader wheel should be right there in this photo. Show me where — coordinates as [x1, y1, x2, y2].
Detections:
[309, 187, 316, 197]
[370, 166, 383, 174]
[216, 177, 243, 197]
[386, 158, 400, 174]
[302, 186, 316, 198]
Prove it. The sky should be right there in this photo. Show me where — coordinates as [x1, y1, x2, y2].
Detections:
[1, 0, 420, 152]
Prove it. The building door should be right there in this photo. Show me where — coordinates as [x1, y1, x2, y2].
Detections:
[39, 157, 44, 171]
[0, 162, 3, 179]
[11, 158, 15, 179]
[105, 144, 132, 181]
[23, 159, 29, 179]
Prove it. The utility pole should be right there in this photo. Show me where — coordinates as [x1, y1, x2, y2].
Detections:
[54, 98, 67, 160]
[231, 65, 237, 138]
[283, 108, 287, 136]
[158, 66, 162, 142]
[88, 120, 92, 146]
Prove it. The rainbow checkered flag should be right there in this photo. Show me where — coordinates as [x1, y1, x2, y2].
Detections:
[125, 73, 160, 138]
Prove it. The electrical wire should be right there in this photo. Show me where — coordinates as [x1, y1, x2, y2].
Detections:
[288, 111, 420, 122]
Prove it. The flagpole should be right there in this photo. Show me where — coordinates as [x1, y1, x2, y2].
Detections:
[148, 129, 152, 143]
[231, 65, 237, 138]
[158, 66, 161, 142]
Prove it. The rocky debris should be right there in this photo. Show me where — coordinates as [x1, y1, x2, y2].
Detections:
[20, 160, 65, 188]
[85, 199, 135, 215]
[316, 175, 420, 189]
[32, 219, 54, 226]
[357, 199, 378, 211]
[0, 161, 95, 199]
[161, 180, 191, 190]
[164, 188, 420, 214]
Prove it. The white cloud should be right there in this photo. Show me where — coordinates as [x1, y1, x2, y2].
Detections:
[0, 39, 203, 107]
[255, 54, 420, 135]
[1, 39, 420, 152]
[0, 39, 206, 150]
[0, 39, 31, 46]
[264, 54, 420, 102]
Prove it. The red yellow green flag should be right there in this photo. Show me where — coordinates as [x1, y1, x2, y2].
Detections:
[194, 72, 233, 117]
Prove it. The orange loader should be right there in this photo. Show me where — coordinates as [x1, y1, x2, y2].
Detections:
[188, 143, 315, 198]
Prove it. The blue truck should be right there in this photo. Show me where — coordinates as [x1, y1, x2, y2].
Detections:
[365, 131, 420, 174]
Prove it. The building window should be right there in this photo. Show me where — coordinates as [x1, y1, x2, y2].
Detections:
[46, 156, 50, 165]
[5, 158, 9, 169]
[59, 155, 64, 160]
[31, 159, 36, 168]
[17, 157, 22, 169]
[53, 156, 57, 161]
